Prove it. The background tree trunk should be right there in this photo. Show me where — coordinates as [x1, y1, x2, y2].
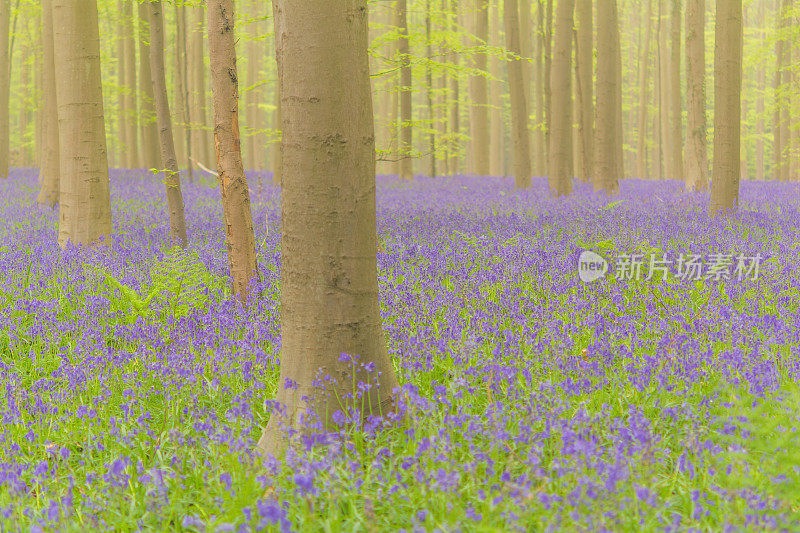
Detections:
[398, 0, 413, 179]
[0, 2, 8, 178]
[138, 0, 160, 169]
[670, 0, 683, 181]
[490, 0, 502, 175]
[448, 0, 460, 174]
[636, 0, 653, 180]
[548, 0, 573, 196]
[685, 0, 708, 190]
[658, 0, 673, 180]
[245, 0, 263, 171]
[175, 2, 193, 178]
[149, 0, 188, 246]
[123, 0, 139, 168]
[576, 0, 592, 183]
[505, 0, 532, 188]
[191, 3, 212, 168]
[594, 0, 619, 193]
[37, 0, 59, 206]
[755, 0, 765, 181]
[471, 0, 490, 175]
[207, 0, 259, 299]
[778, 0, 791, 181]
[710, 0, 742, 214]
[52, 0, 113, 247]
[259, 0, 400, 455]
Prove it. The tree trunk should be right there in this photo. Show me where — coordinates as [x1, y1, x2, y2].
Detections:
[471, 0, 489, 175]
[594, 0, 619, 193]
[398, 0, 413, 179]
[0, 2, 8, 178]
[427, 0, 437, 176]
[175, 2, 193, 178]
[448, 0, 460, 174]
[613, 2, 623, 179]
[636, 0, 653, 180]
[123, 0, 139, 168]
[519, 0, 533, 165]
[272, 81, 282, 185]
[670, 0, 683, 181]
[533, 0, 546, 176]
[755, 0, 764, 181]
[207, 0, 259, 298]
[777, 0, 791, 181]
[684, 0, 708, 190]
[191, 3, 212, 168]
[658, 0, 673, 180]
[52, 0, 113, 247]
[489, 0, 502, 175]
[505, 0, 532, 188]
[548, 0, 573, 196]
[245, 0, 263, 171]
[575, 0, 592, 183]
[710, 0, 742, 214]
[37, 0, 59, 206]
[544, 0, 552, 172]
[149, 0, 188, 246]
[138, 1, 160, 169]
[116, 2, 127, 169]
[259, 0, 400, 455]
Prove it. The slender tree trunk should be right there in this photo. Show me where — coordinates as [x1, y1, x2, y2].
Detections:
[259, 0, 400, 455]
[398, 0, 413, 179]
[594, 0, 619, 193]
[658, 0, 673, 180]
[548, 0, 573, 196]
[37, 0, 59, 205]
[613, 1, 623, 179]
[176, 2, 193, 178]
[670, 0, 683, 181]
[173, 2, 187, 173]
[0, 2, 8, 178]
[427, 0, 438, 177]
[490, 0, 502, 175]
[684, 0, 708, 190]
[778, 0, 791, 181]
[543, 0, 553, 169]
[774, 0, 783, 181]
[17, 41, 30, 166]
[519, 0, 533, 163]
[710, 0, 742, 214]
[116, 3, 128, 168]
[636, 0, 653, 180]
[755, 0, 765, 181]
[149, 0, 188, 246]
[245, 0, 263, 171]
[123, 0, 139, 168]
[138, 1, 160, 169]
[448, 0, 460, 174]
[191, 3, 212, 168]
[505, 0, 532, 188]
[207, 0, 259, 298]
[471, 0, 489, 175]
[533, 0, 546, 176]
[575, 0, 592, 182]
[52, 0, 113, 247]
[654, 22, 663, 181]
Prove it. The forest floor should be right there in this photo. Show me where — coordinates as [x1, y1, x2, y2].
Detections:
[0, 169, 799, 531]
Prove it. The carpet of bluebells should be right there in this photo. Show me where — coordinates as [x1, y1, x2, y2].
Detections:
[1, 168, 800, 532]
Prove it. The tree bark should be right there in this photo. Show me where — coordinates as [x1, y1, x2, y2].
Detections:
[710, 0, 742, 214]
[505, 0, 532, 188]
[37, 0, 59, 206]
[755, 0, 764, 181]
[427, 0, 437, 177]
[533, 0, 546, 176]
[548, 0, 573, 196]
[245, 0, 263, 171]
[138, 1, 160, 169]
[175, 2, 193, 178]
[658, 0, 673, 180]
[207, 0, 259, 298]
[684, 0, 708, 190]
[448, 0, 460, 174]
[191, 2, 212, 168]
[575, 0, 592, 182]
[489, 0, 502, 175]
[398, 0, 413, 179]
[259, 0, 400, 455]
[272, 77, 282, 185]
[670, 0, 683, 181]
[470, 0, 490, 175]
[52, 0, 113, 247]
[594, 0, 619, 193]
[149, 0, 188, 246]
[123, 0, 139, 168]
[636, 0, 653, 180]
[0, 2, 8, 178]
